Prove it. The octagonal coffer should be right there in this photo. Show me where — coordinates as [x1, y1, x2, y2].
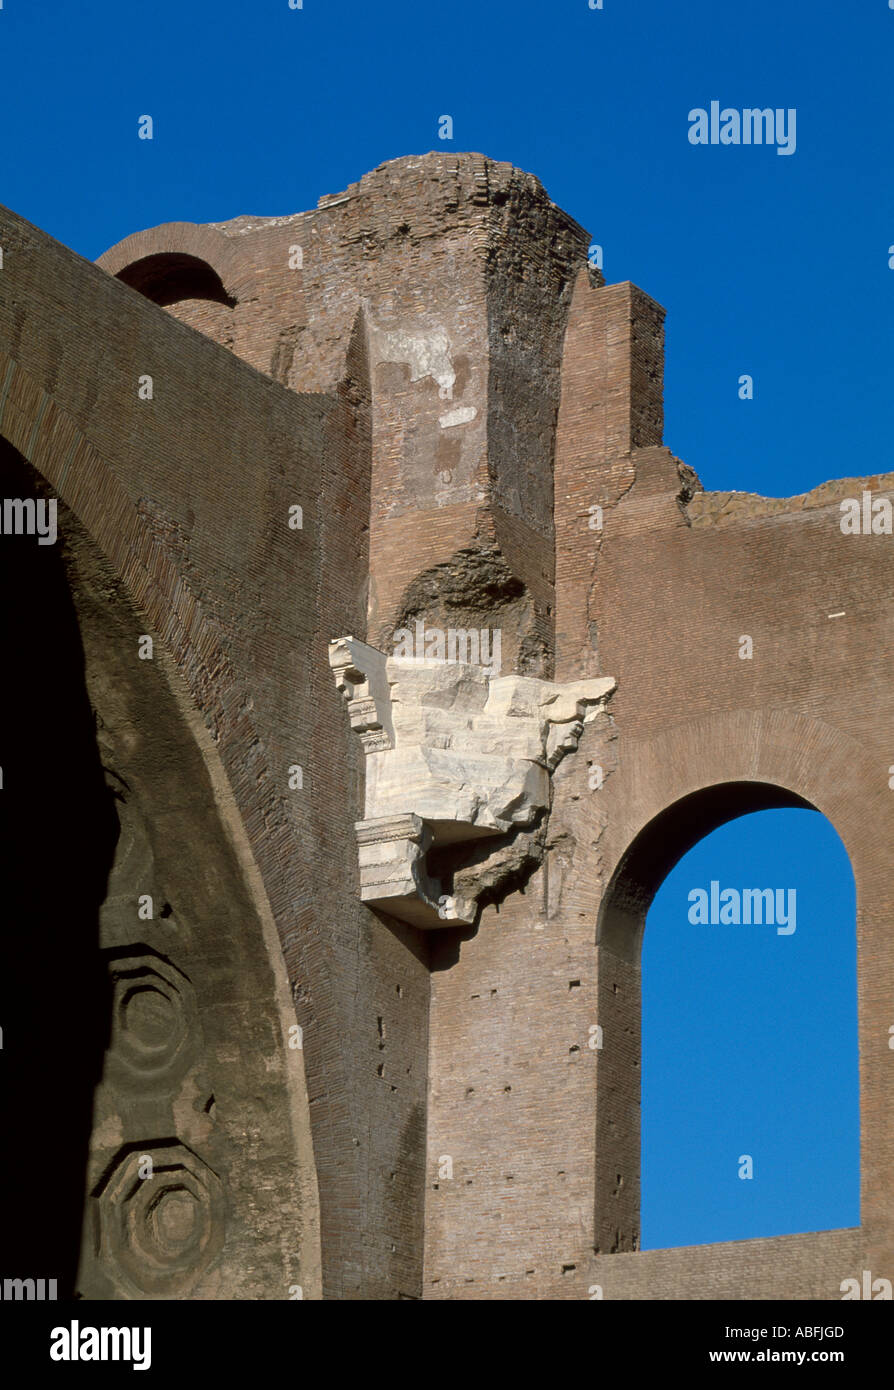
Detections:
[102, 947, 196, 1088]
[91, 1141, 225, 1297]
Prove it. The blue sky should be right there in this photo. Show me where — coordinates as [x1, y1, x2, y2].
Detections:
[642, 810, 858, 1249]
[0, 0, 867, 1247]
[2, 0, 893, 499]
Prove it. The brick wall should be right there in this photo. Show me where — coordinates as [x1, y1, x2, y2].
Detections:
[1, 150, 885, 1299]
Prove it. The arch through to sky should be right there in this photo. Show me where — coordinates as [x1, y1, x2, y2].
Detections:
[591, 708, 884, 1267]
[638, 801, 858, 1250]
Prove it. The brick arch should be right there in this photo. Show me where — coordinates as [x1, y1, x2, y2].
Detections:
[592, 708, 887, 1282]
[112, 251, 236, 308]
[0, 362, 322, 1296]
[0, 351, 237, 696]
[98, 227, 243, 345]
[599, 708, 885, 939]
[598, 779, 813, 963]
[97, 221, 244, 301]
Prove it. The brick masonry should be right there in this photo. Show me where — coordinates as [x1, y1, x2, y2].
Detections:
[0, 151, 888, 1299]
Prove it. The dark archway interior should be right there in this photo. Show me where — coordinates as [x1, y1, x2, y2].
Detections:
[0, 436, 324, 1300]
[116, 252, 236, 308]
[0, 437, 118, 1295]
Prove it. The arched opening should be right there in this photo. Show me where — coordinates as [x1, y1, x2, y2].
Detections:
[0, 438, 118, 1296]
[0, 434, 320, 1298]
[594, 782, 859, 1255]
[115, 252, 236, 308]
[114, 252, 237, 345]
[642, 807, 859, 1249]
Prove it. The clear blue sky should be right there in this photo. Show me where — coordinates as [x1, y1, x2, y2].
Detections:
[0, 0, 866, 1247]
[642, 810, 858, 1249]
[3, 0, 893, 499]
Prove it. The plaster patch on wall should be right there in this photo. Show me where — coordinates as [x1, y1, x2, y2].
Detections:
[367, 316, 457, 400]
[439, 406, 478, 429]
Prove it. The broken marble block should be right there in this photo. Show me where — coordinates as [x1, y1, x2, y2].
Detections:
[329, 636, 615, 927]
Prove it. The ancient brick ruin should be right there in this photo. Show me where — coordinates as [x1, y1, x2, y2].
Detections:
[0, 152, 890, 1299]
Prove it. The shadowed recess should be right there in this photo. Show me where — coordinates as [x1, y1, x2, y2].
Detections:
[115, 253, 236, 308]
[0, 437, 118, 1296]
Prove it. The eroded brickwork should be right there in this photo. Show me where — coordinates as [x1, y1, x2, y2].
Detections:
[0, 151, 888, 1299]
